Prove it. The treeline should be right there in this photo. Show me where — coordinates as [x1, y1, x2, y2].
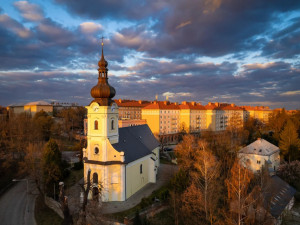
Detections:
[0, 107, 86, 193]
[166, 109, 300, 225]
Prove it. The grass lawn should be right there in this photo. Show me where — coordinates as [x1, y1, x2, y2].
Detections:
[107, 185, 170, 222]
[35, 195, 63, 225]
[147, 208, 174, 225]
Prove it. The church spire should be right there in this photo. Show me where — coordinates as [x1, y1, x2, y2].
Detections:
[90, 38, 116, 106]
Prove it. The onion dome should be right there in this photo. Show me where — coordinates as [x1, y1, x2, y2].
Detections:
[90, 41, 116, 106]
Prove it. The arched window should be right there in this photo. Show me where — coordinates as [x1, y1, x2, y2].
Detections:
[93, 172, 98, 184]
[140, 164, 143, 174]
[94, 120, 98, 130]
[111, 119, 114, 130]
[94, 147, 99, 154]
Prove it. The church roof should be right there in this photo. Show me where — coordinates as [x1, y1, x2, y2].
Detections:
[238, 138, 279, 156]
[112, 124, 159, 164]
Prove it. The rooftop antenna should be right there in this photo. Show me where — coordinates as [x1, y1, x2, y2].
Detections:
[166, 95, 169, 101]
[155, 94, 158, 101]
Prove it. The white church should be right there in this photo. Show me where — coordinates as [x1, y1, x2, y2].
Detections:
[82, 42, 159, 202]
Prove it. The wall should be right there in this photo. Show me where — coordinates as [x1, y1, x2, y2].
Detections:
[125, 155, 151, 199]
[142, 109, 160, 135]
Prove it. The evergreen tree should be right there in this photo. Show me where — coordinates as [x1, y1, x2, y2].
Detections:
[279, 120, 300, 162]
[43, 139, 63, 196]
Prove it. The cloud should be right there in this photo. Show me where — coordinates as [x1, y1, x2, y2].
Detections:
[243, 62, 278, 70]
[79, 22, 103, 34]
[53, 0, 166, 20]
[280, 90, 300, 96]
[162, 91, 192, 98]
[176, 20, 192, 29]
[0, 14, 31, 38]
[262, 16, 300, 59]
[14, 1, 44, 22]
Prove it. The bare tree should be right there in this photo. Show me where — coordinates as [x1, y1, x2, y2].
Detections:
[76, 169, 103, 225]
[225, 159, 253, 225]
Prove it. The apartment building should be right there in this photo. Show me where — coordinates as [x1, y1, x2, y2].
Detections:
[179, 101, 207, 133]
[142, 101, 181, 136]
[204, 102, 244, 131]
[241, 106, 272, 124]
[116, 99, 273, 143]
[114, 99, 150, 120]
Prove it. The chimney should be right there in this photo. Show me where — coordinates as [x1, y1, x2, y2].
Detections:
[166, 95, 169, 101]
[174, 102, 178, 105]
[231, 103, 235, 107]
[208, 102, 212, 106]
[181, 101, 187, 105]
[164, 101, 168, 105]
[155, 94, 158, 101]
[138, 100, 142, 104]
[118, 99, 122, 103]
[191, 101, 195, 106]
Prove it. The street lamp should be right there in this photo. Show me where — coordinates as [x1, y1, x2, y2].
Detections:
[12, 178, 29, 212]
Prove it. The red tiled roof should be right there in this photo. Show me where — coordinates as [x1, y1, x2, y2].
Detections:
[241, 106, 271, 111]
[114, 99, 151, 107]
[179, 101, 206, 110]
[142, 101, 180, 110]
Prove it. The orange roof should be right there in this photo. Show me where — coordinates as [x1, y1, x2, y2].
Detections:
[220, 104, 243, 110]
[179, 101, 206, 110]
[143, 101, 180, 110]
[241, 106, 271, 111]
[114, 99, 151, 108]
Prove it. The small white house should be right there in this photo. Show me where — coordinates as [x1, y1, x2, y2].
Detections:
[238, 138, 280, 173]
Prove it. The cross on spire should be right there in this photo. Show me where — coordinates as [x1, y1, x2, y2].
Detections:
[101, 36, 105, 46]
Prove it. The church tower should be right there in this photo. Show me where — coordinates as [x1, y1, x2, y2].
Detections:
[83, 41, 125, 202]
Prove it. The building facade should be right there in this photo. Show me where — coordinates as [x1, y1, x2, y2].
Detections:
[238, 138, 280, 173]
[7, 101, 53, 116]
[83, 43, 159, 202]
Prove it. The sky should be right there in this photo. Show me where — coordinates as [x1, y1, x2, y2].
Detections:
[0, 0, 300, 109]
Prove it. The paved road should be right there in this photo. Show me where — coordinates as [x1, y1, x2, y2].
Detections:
[0, 180, 37, 225]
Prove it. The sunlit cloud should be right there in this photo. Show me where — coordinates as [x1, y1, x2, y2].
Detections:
[249, 92, 264, 97]
[14, 1, 44, 22]
[176, 20, 192, 29]
[280, 90, 300, 96]
[162, 92, 192, 98]
[243, 62, 278, 70]
[79, 22, 103, 34]
[0, 14, 31, 38]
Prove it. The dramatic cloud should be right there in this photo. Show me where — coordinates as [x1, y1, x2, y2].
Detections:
[54, 0, 167, 20]
[79, 22, 103, 34]
[0, 0, 299, 109]
[14, 1, 44, 22]
[0, 14, 31, 38]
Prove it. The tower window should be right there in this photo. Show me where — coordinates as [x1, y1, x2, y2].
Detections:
[111, 119, 115, 130]
[94, 120, 98, 130]
[93, 172, 98, 184]
[94, 147, 99, 154]
[140, 164, 143, 174]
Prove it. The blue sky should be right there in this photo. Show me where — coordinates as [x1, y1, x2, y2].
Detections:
[0, 0, 300, 109]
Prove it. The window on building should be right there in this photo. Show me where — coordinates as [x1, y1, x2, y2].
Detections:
[111, 119, 115, 130]
[257, 160, 261, 164]
[140, 164, 143, 174]
[93, 173, 98, 184]
[94, 147, 99, 154]
[94, 120, 98, 130]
